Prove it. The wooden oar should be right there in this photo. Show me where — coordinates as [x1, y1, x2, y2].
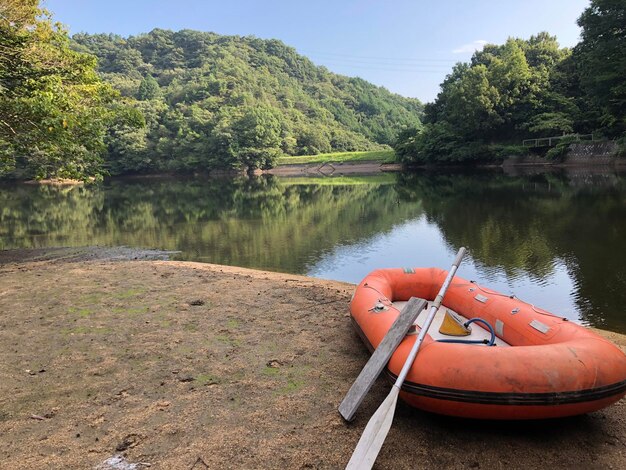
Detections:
[345, 247, 467, 470]
[339, 296, 428, 421]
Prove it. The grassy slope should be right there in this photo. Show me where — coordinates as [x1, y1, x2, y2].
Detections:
[280, 174, 396, 185]
[276, 150, 396, 166]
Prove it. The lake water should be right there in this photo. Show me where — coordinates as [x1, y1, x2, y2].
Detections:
[1, 169, 625, 332]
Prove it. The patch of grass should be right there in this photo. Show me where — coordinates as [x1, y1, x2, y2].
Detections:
[195, 373, 220, 386]
[616, 136, 626, 157]
[281, 174, 396, 186]
[229, 369, 246, 382]
[176, 344, 196, 355]
[262, 366, 280, 376]
[259, 340, 279, 354]
[491, 144, 529, 159]
[226, 395, 242, 409]
[264, 364, 310, 395]
[80, 293, 104, 303]
[216, 334, 241, 347]
[114, 288, 146, 299]
[545, 136, 580, 161]
[68, 306, 94, 317]
[276, 150, 396, 166]
[112, 306, 149, 315]
[226, 319, 240, 329]
[277, 379, 304, 395]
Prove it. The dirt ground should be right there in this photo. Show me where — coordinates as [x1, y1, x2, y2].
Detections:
[0, 249, 625, 469]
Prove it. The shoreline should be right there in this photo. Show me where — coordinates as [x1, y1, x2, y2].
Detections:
[2, 246, 626, 338]
[0, 251, 625, 468]
[1, 158, 624, 186]
[268, 158, 626, 177]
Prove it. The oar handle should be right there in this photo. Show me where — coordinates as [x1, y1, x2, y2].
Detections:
[452, 246, 467, 269]
[394, 247, 466, 386]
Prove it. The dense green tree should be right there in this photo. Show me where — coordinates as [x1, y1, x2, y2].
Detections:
[395, 33, 599, 164]
[0, 0, 130, 180]
[438, 64, 501, 138]
[574, 0, 626, 137]
[136, 75, 161, 100]
[232, 106, 283, 169]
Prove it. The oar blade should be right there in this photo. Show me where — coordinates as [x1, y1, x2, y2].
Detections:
[345, 386, 400, 470]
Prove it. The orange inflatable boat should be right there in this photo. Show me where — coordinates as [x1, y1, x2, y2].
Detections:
[350, 267, 626, 419]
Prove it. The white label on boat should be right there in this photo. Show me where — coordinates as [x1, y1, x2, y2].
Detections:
[474, 294, 488, 303]
[495, 319, 504, 337]
[529, 319, 550, 334]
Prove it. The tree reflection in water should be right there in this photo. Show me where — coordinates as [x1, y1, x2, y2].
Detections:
[1, 170, 624, 331]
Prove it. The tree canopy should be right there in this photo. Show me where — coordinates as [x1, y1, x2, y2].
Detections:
[395, 34, 577, 164]
[72, 29, 424, 174]
[4, 0, 622, 176]
[575, 0, 626, 137]
[0, 0, 128, 180]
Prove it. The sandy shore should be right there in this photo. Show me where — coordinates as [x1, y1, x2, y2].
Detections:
[0, 252, 625, 469]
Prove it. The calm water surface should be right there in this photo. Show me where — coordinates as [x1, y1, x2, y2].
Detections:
[1, 170, 625, 332]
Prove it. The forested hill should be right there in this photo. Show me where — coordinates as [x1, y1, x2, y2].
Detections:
[71, 30, 423, 174]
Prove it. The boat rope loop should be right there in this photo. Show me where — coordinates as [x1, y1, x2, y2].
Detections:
[363, 284, 402, 313]
[437, 317, 496, 346]
[469, 280, 568, 321]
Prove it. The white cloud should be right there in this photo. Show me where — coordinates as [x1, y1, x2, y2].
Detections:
[452, 40, 488, 54]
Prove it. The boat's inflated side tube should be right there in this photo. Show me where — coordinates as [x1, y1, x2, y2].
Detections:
[350, 267, 626, 419]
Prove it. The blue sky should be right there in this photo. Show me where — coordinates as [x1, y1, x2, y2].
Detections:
[43, 0, 590, 103]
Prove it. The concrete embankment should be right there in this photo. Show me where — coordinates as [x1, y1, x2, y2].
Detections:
[0, 250, 624, 469]
[504, 141, 624, 168]
[266, 160, 402, 176]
